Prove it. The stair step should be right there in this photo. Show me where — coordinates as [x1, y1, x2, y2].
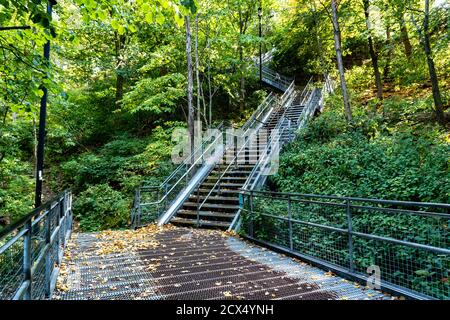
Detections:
[189, 195, 239, 202]
[182, 202, 239, 210]
[211, 170, 252, 175]
[197, 189, 240, 194]
[207, 176, 248, 181]
[171, 217, 231, 228]
[202, 182, 244, 188]
[177, 210, 235, 219]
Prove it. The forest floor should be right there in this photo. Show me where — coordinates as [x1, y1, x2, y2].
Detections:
[53, 225, 397, 300]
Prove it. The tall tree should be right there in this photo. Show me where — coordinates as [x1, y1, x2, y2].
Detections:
[409, 0, 445, 125]
[363, 0, 383, 103]
[331, 0, 353, 123]
[399, 15, 413, 57]
[114, 32, 127, 108]
[185, 15, 195, 158]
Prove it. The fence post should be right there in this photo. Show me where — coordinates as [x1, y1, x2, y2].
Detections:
[23, 220, 32, 300]
[288, 195, 293, 251]
[44, 209, 51, 298]
[346, 199, 354, 272]
[249, 191, 254, 238]
[234, 135, 238, 167]
[57, 200, 63, 265]
[137, 189, 142, 227]
[196, 186, 201, 227]
[164, 184, 169, 211]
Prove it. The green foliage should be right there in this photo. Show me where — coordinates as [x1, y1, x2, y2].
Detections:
[60, 123, 180, 194]
[271, 102, 449, 203]
[122, 73, 186, 115]
[73, 184, 129, 231]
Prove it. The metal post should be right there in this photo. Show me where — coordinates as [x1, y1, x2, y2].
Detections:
[137, 189, 142, 227]
[196, 187, 201, 227]
[346, 199, 354, 272]
[164, 184, 169, 210]
[217, 163, 221, 193]
[288, 195, 293, 251]
[249, 191, 254, 238]
[35, 1, 55, 208]
[258, 5, 263, 87]
[57, 200, 64, 264]
[234, 135, 238, 164]
[44, 210, 51, 298]
[23, 221, 32, 300]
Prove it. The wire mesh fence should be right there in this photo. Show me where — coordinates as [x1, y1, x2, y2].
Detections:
[0, 190, 73, 300]
[240, 190, 450, 299]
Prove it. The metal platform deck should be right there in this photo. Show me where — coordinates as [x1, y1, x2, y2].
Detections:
[54, 226, 394, 300]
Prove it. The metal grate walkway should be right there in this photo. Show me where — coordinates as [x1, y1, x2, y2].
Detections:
[54, 226, 394, 300]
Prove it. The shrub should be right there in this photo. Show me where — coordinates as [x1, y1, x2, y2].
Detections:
[73, 184, 130, 232]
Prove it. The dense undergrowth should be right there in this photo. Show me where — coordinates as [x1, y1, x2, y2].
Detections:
[269, 92, 449, 203]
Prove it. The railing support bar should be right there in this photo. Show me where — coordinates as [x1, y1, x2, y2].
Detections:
[288, 195, 293, 251]
[346, 199, 354, 272]
[23, 221, 32, 300]
[44, 210, 51, 298]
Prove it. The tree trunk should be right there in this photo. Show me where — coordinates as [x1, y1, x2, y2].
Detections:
[114, 32, 126, 108]
[311, 1, 328, 83]
[399, 16, 413, 58]
[195, 15, 201, 119]
[423, 0, 445, 124]
[331, 0, 353, 123]
[238, 9, 246, 113]
[363, 0, 383, 102]
[185, 16, 195, 159]
[383, 23, 393, 81]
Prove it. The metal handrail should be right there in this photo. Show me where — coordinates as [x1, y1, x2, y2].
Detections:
[132, 92, 280, 228]
[241, 93, 275, 132]
[140, 132, 224, 208]
[241, 116, 293, 192]
[140, 92, 276, 209]
[0, 190, 73, 300]
[239, 189, 450, 299]
[241, 77, 321, 193]
[194, 93, 283, 222]
[141, 122, 224, 188]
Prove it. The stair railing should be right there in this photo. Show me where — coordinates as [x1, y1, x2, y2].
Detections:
[241, 93, 276, 133]
[0, 190, 72, 300]
[194, 94, 281, 226]
[261, 66, 293, 92]
[229, 116, 294, 232]
[133, 123, 225, 228]
[194, 129, 260, 227]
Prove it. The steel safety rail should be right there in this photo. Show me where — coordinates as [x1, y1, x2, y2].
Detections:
[241, 93, 275, 133]
[241, 77, 325, 194]
[239, 189, 450, 300]
[131, 123, 224, 228]
[197, 83, 298, 227]
[141, 121, 225, 188]
[317, 74, 335, 112]
[132, 92, 279, 228]
[297, 79, 320, 129]
[132, 130, 225, 228]
[195, 128, 267, 227]
[0, 190, 72, 300]
[261, 66, 293, 92]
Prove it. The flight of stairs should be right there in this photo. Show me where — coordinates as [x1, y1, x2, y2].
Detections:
[170, 87, 312, 229]
[170, 119, 274, 229]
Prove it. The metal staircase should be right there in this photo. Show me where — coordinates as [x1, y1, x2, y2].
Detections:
[131, 55, 334, 231]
